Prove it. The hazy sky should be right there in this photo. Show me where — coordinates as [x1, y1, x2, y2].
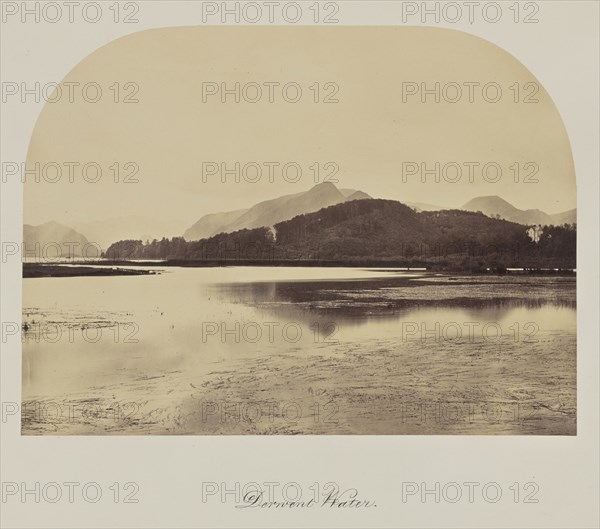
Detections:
[25, 26, 576, 226]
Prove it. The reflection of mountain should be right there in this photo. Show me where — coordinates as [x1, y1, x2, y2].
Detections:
[23, 221, 89, 257]
[461, 196, 576, 226]
[183, 182, 371, 241]
[209, 275, 577, 326]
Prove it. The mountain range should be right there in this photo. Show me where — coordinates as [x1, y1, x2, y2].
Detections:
[105, 198, 576, 270]
[183, 183, 371, 241]
[23, 217, 188, 256]
[183, 184, 575, 241]
[23, 221, 90, 258]
[460, 196, 576, 226]
[71, 216, 188, 251]
[24, 184, 576, 256]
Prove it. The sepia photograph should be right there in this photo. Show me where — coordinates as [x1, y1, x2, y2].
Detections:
[20, 26, 576, 435]
[1, 2, 598, 528]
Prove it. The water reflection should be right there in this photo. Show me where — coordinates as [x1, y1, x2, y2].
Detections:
[209, 274, 576, 325]
[22, 267, 576, 435]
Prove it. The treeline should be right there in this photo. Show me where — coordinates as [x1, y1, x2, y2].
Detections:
[103, 199, 576, 271]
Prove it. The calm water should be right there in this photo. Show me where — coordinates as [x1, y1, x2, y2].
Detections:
[22, 267, 576, 435]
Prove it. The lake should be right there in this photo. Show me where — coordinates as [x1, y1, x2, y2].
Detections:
[22, 267, 576, 435]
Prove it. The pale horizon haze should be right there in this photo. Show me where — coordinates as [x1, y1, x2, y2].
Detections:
[24, 26, 576, 229]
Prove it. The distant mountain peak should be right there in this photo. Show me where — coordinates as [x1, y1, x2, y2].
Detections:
[36, 220, 70, 229]
[23, 221, 89, 257]
[306, 181, 342, 195]
[312, 181, 337, 189]
[183, 182, 371, 241]
[462, 195, 514, 208]
[461, 195, 576, 226]
[346, 190, 372, 201]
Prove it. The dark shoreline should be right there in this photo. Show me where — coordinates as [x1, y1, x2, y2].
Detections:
[23, 264, 159, 278]
[23, 260, 576, 278]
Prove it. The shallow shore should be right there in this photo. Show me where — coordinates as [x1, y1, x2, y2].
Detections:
[22, 330, 576, 435]
[23, 264, 159, 278]
[21, 270, 576, 435]
[23, 260, 576, 277]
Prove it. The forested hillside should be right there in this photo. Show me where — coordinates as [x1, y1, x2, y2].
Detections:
[104, 199, 576, 271]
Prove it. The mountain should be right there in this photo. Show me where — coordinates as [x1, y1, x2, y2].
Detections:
[550, 208, 577, 225]
[183, 183, 372, 241]
[183, 208, 249, 242]
[23, 221, 90, 258]
[404, 196, 575, 225]
[462, 196, 548, 224]
[105, 199, 576, 270]
[405, 201, 448, 212]
[224, 182, 346, 233]
[461, 196, 576, 226]
[269, 200, 573, 265]
[340, 188, 366, 198]
[72, 216, 189, 250]
[345, 190, 372, 201]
